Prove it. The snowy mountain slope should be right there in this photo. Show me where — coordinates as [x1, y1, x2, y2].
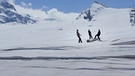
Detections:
[0, 5, 134, 57]
[0, 0, 16, 11]
[0, 1, 135, 76]
[0, 0, 37, 24]
[76, 1, 107, 21]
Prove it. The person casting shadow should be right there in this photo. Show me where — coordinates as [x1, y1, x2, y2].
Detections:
[94, 29, 101, 41]
[76, 29, 82, 43]
[88, 29, 93, 39]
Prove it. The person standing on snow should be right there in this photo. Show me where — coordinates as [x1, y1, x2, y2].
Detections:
[88, 29, 93, 39]
[76, 29, 82, 43]
[94, 29, 101, 41]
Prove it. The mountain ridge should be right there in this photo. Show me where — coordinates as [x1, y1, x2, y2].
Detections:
[76, 1, 107, 21]
[0, 0, 37, 24]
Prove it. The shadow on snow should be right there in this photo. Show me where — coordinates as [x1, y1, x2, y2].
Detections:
[0, 55, 135, 60]
[1, 46, 81, 51]
[24, 66, 135, 71]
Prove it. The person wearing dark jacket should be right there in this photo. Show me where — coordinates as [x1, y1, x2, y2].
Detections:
[76, 29, 82, 43]
[88, 29, 93, 39]
[94, 29, 101, 41]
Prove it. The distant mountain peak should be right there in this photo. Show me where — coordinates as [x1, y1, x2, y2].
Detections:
[92, 1, 108, 9]
[0, 0, 37, 24]
[76, 1, 107, 21]
[93, 1, 108, 8]
[0, 0, 16, 11]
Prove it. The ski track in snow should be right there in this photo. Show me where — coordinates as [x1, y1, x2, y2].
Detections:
[0, 55, 135, 60]
[25, 66, 135, 71]
[111, 40, 135, 45]
[1, 46, 81, 51]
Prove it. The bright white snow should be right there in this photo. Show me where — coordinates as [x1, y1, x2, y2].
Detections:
[0, 1, 135, 76]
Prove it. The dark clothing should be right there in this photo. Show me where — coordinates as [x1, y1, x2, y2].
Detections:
[78, 36, 82, 43]
[88, 29, 93, 39]
[76, 30, 82, 43]
[94, 30, 101, 41]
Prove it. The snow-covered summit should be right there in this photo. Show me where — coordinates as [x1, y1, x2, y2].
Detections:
[0, 0, 16, 12]
[76, 1, 107, 21]
[91, 1, 107, 13]
[92, 1, 108, 9]
[0, 0, 37, 24]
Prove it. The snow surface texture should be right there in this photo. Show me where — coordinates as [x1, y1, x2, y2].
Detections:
[0, 1, 135, 76]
